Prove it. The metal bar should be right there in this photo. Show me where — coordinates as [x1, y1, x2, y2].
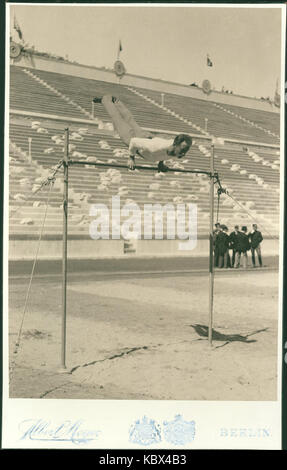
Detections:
[208, 144, 215, 346]
[68, 159, 211, 176]
[59, 127, 69, 372]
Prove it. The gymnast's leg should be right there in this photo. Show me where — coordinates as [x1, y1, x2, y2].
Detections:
[113, 98, 153, 140]
[94, 95, 152, 146]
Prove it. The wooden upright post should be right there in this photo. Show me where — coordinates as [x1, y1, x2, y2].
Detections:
[59, 128, 69, 372]
[208, 144, 215, 346]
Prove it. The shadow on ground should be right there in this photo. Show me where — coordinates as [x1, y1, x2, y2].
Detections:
[190, 324, 268, 346]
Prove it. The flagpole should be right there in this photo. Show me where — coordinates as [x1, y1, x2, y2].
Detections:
[13, 14, 23, 41]
[116, 40, 122, 84]
[208, 144, 215, 346]
[117, 40, 122, 60]
[59, 128, 69, 373]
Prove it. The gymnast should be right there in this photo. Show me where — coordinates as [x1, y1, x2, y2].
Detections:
[93, 95, 192, 172]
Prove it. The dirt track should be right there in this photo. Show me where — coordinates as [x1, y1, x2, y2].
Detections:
[8, 270, 279, 400]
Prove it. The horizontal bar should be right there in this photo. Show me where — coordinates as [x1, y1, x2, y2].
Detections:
[68, 159, 211, 176]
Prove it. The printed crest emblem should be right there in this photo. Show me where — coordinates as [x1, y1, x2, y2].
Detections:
[163, 414, 196, 445]
[129, 416, 161, 446]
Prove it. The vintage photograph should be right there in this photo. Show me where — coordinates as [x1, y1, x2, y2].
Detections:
[3, 2, 285, 450]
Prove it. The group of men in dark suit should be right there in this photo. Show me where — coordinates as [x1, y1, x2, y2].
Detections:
[213, 223, 263, 269]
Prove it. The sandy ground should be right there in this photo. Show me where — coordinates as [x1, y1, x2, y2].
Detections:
[8, 270, 279, 400]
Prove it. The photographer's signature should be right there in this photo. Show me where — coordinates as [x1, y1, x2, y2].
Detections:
[19, 419, 101, 444]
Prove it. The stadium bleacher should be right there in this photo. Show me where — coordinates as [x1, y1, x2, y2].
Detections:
[217, 102, 280, 138]
[131, 86, 279, 144]
[9, 63, 280, 248]
[10, 66, 280, 144]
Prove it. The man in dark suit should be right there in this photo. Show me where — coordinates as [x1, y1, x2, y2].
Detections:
[229, 225, 240, 268]
[248, 224, 263, 267]
[235, 226, 250, 269]
[213, 222, 221, 267]
[215, 225, 230, 268]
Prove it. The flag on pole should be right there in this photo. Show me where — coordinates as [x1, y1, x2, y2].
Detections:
[117, 40, 123, 59]
[14, 15, 23, 40]
[274, 78, 280, 107]
[207, 54, 213, 67]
